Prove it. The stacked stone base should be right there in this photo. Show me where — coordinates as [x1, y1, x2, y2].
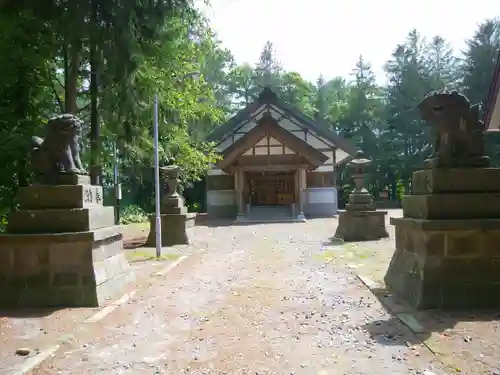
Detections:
[0, 179, 134, 307]
[334, 188, 389, 242]
[146, 195, 196, 247]
[0, 227, 133, 307]
[385, 218, 500, 309]
[335, 210, 388, 241]
[385, 167, 500, 309]
[146, 213, 196, 246]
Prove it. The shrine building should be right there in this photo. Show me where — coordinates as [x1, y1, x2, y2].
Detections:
[205, 87, 357, 221]
[485, 50, 500, 131]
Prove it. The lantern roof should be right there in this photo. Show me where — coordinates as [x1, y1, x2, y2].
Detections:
[348, 150, 372, 168]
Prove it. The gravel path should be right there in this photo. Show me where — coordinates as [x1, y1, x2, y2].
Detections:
[32, 218, 448, 374]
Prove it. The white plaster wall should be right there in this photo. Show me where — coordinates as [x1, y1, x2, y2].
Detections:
[304, 187, 338, 216]
[206, 190, 235, 206]
[306, 187, 337, 204]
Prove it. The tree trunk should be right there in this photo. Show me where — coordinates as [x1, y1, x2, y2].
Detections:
[64, 39, 80, 114]
[15, 65, 30, 189]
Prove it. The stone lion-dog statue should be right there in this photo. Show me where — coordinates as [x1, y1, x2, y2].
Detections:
[31, 114, 87, 181]
[418, 90, 487, 167]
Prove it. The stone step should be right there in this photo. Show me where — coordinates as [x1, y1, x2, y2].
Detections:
[243, 206, 296, 223]
[18, 184, 104, 210]
[8, 206, 115, 234]
[402, 193, 500, 219]
[412, 168, 500, 194]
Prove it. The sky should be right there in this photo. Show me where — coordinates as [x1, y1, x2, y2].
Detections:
[199, 0, 500, 84]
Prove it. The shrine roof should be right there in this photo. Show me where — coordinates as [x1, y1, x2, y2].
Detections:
[485, 50, 500, 131]
[207, 87, 357, 156]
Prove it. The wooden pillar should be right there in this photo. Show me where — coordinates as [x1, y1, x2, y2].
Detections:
[332, 148, 337, 186]
[293, 170, 299, 216]
[234, 169, 244, 215]
[297, 168, 306, 218]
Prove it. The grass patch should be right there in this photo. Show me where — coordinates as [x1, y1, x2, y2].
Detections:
[125, 249, 181, 263]
[315, 243, 372, 263]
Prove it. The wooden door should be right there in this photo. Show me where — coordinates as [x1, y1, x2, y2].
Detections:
[248, 172, 295, 206]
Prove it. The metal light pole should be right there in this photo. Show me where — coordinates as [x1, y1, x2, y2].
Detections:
[153, 93, 162, 258]
[113, 142, 121, 225]
[153, 72, 200, 258]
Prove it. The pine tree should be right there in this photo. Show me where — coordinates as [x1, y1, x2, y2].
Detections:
[254, 41, 283, 91]
[461, 18, 500, 104]
[425, 35, 459, 90]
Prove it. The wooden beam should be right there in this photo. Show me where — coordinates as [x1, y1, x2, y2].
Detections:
[234, 164, 309, 172]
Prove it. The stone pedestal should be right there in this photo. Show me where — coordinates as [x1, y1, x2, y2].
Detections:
[384, 167, 500, 309]
[0, 175, 134, 308]
[335, 188, 389, 241]
[146, 195, 195, 247]
[334, 151, 389, 242]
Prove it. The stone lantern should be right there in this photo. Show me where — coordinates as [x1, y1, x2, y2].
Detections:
[160, 165, 180, 198]
[146, 165, 196, 247]
[345, 151, 375, 211]
[334, 151, 388, 241]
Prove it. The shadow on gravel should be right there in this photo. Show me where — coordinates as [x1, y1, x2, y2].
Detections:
[322, 237, 345, 246]
[194, 218, 233, 227]
[361, 316, 427, 346]
[363, 286, 500, 348]
[0, 307, 61, 318]
[124, 237, 146, 249]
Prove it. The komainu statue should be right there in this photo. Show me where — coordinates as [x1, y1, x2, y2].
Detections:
[418, 90, 488, 168]
[31, 114, 87, 181]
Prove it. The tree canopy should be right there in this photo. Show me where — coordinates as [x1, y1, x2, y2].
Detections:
[0, 2, 499, 221]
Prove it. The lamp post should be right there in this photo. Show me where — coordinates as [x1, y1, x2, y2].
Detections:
[153, 72, 201, 258]
[113, 141, 121, 225]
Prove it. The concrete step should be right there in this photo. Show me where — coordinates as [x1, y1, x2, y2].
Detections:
[237, 205, 302, 224]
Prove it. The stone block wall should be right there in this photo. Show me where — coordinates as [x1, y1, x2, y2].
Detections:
[387, 219, 500, 309]
[0, 228, 130, 307]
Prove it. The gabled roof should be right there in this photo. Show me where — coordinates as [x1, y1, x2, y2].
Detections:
[207, 87, 357, 156]
[217, 113, 328, 170]
[485, 50, 500, 131]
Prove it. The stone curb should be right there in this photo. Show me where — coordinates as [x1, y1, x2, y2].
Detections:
[6, 344, 61, 375]
[4, 251, 198, 375]
[355, 272, 455, 372]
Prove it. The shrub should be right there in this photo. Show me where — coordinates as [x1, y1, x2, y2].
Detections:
[120, 204, 148, 225]
[187, 202, 200, 213]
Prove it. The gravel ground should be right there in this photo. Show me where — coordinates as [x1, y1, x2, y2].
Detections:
[30, 217, 448, 375]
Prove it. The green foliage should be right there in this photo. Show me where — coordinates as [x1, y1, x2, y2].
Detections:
[120, 205, 148, 225]
[187, 202, 201, 213]
[396, 180, 406, 201]
[0, 2, 225, 215]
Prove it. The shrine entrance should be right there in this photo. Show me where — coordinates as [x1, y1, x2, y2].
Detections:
[246, 171, 295, 206]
